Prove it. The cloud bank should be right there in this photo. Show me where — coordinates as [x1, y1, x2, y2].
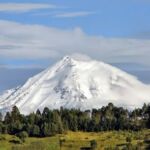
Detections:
[0, 3, 56, 13]
[0, 20, 150, 67]
[54, 11, 95, 18]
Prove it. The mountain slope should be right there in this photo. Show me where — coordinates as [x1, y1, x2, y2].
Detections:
[0, 56, 150, 114]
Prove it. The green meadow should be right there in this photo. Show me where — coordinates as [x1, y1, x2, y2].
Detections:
[0, 129, 149, 150]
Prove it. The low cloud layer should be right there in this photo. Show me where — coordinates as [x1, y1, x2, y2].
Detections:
[0, 20, 150, 67]
[54, 11, 95, 18]
[0, 3, 56, 13]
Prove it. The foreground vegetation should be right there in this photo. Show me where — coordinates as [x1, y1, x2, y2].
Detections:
[0, 103, 149, 149]
[0, 130, 150, 150]
[0, 103, 150, 137]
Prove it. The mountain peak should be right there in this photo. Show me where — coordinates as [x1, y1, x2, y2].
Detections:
[58, 55, 77, 68]
[0, 56, 150, 114]
[62, 55, 72, 61]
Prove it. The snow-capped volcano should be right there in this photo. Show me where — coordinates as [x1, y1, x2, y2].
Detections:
[0, 56, 150, 114]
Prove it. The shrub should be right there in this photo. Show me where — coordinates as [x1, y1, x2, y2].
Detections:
[9, 139, 22, 144]
[0, 136, 6, 141]
[16, 131, 28, 142]
[90, 140, 97, 150]
[126, 136, 132, 143]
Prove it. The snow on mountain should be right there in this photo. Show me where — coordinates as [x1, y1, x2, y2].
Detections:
[0, 56, 150, 114]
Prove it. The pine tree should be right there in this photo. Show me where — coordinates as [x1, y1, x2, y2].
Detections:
[0, 112, 2, 122]
[11, 106, 21, 123]
[32, 125, 40, 137]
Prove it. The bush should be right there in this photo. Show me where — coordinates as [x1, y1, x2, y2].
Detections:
[59, 138, 65, 147]
[0, 136, 6, 141]
[90, 140, 97, 150]
[9, 139, 22, 144]
[16, 131, 28, 142]
[126, 136, 132, 143]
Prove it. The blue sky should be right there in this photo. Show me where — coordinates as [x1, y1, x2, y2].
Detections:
[0, 0, 150, 92]
[0, 0, 150, 37]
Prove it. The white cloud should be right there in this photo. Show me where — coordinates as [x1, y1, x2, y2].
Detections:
[0, 20, 150, 67]
[54, 11, 95, 18]
[0, 3, 56, 13]
[70, 53, 92, 61]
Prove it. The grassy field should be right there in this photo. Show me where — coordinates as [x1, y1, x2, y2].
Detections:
[0, 130, 150, 150]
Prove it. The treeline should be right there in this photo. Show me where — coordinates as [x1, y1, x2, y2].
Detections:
[0, 103, 149, 137]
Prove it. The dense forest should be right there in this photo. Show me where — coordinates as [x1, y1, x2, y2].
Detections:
[0, 103, 149, 139]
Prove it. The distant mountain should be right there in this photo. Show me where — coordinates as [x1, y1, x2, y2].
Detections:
[0, 56, 150, 114]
